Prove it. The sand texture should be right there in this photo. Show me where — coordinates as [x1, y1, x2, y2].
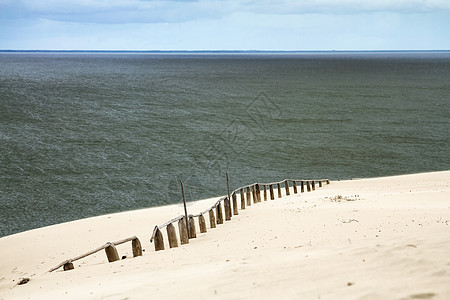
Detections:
[1, 171, 449, 299]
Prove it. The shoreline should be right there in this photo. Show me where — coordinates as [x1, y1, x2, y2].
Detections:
[1, 170, 449, 299]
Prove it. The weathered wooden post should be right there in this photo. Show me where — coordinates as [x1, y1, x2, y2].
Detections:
[209, 209, 216, 228]
[240, 188, 246, 209]
[306, 181, 311, 192]
[178, 217, 189, 245]
[198, 214, 207, 233]
[293, 181, 298, 193]
[153, 226, 165, 251]
[180, 180, 190, 238]
[105, 243, 120, 262]
[301, 181, 305, 193]
[188, 216, 197, 238]
[277, 183, 282, 198]
[263, 184, 267, 201]
[216, 202, 224, 224]
[256, 184, 261, 202]
[246, 186, 251, 206]
[225, 172, 232, 220]
[232, 192, 239, 215]
[269, 184, 275, 200]
[224, 197, 232, 221]
[252, 185, 257, 204]
[312, 180, 316, 191]
[319, 180, 322, 187]
[63, 261, 74, 271]
[132, 237, 143, 256]
[284, 180, 290, 196]
[166, 223, 179, 248]
[327, 179, 330, 184]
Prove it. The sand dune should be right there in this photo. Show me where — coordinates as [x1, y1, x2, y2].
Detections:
[1, 171, 449, 299]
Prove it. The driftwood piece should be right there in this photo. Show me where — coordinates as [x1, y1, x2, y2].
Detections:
[240, 188, 245, 209]
[167, 223, 178, 248]
[293, 181, 297, 193]
[105, 244, 120, 262]
[277, 183, 282, 198]
[216, 202, 224, 224]
[199, 214, 207, 233]
[178, 217, 189, 245]
[132, 238, 143, 257]
[188, 216, 197, 238]
[284, 179, 290, 196]
[209, 209, 216, 228]
[153, 226, 165, 251]
[269, 184, 275, 200]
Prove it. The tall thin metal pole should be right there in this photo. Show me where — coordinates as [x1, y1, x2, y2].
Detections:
[180, 180, 190, 237]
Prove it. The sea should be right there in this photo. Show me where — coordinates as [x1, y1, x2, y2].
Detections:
[1, 51, 449, 237]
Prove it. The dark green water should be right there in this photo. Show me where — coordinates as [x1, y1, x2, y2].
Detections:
[1, 52, 449, 237]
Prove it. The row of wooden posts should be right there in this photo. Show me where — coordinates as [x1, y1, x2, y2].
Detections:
[150, 178, 330, 251]
[49, 178, 329, 272]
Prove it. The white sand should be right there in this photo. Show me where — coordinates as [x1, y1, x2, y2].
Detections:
[1, 171, 449, 299]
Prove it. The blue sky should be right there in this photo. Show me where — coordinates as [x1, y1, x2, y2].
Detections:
[0, 0, 449, 50]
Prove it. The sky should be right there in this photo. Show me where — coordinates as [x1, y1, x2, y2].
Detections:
[0, 0, 449, 50]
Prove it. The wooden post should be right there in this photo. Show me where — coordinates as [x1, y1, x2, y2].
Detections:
[199, 214, 207, 233]
[232, 192, 239, 215]
[263, 184, 267, 201]
[178, 217, 189, 245]
[209, 209, 216, 228]
[306, 181, 311, 192]
[224, 197, 232, 221]
[132, 238, 143, 256]
[256, 184, 261, 202]
[269, 184, 275, 200]
[293, 181, 298, 193]
[153, 226, 165, 251]
[105, 244, 120, 262]
[63, 262, 74, 271]
[327, 179, 330, 184]
[216, 202, 224, 224]
[312, 180, 316, 191]
[252, 185, 257, 204]
[284, 180, 290, 196]
[301, 181, 305, 193]
[180, 180, 190, 238]
[188, 216, 197, 238]
[246, 186, 251, 206]
[277, 183, 282, 198]
[240, 188, 245, 209]
[319, 181, 322, 187]
[166, 223, 178, 248]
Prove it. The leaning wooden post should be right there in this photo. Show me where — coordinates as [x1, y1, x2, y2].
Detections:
[240, 188, 246, 209]
[306, 181, 311, 192]
[180, 180, 190, 238]
[312, 180, 316, 191]
[198, 214, 207, 233]
[263, 184, 267, 201]
[153, 226, 165, 251]
[216, 202, 224, 224]
[252, 185, 257, 204]
[269, 184, 275, 200]
[132, 238, 143, 256]
[301, 181, 305, 193]
[284, 180, 290, 196]
[166, 223, 179, 248]
[105, 243, 120, 262]
[225, 172, 232, 220]
[188, 216, 197, 238]
[277, 183, 282, 198]
[319, 181, 322, 187]
[232, 192, 239, 215]
[178, 217, 189, 245]
[209, 209, 216, 228]
[256, 184, 261, 202]
[293, 181, 298, 193]
[246, 186, 251, 206]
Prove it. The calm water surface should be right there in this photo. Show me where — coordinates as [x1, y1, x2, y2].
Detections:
[1, 52, 449, 236]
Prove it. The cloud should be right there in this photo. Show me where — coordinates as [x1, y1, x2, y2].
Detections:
[1, 0, 449, 24]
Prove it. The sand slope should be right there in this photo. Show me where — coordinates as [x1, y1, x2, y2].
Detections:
[1, 171, 449, 299]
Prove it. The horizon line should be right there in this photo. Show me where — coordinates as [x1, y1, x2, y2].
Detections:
[1, 49, 450, 53]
